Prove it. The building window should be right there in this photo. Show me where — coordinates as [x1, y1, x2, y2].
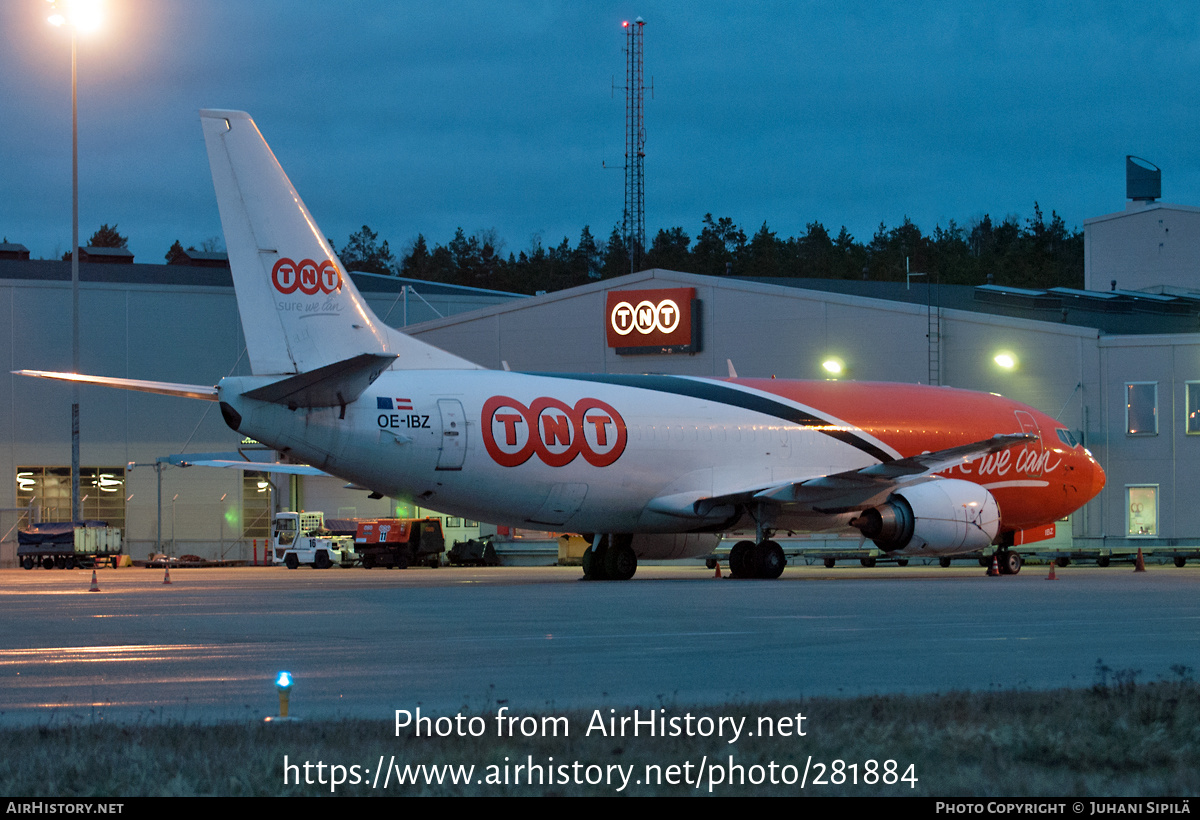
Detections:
[16, 466, 126, 529]
[1126, 382, 1158, 435]
[1126, 485, 1158, 537]
[242, 472, 272, 539]
[1187, 382, 1200, 435]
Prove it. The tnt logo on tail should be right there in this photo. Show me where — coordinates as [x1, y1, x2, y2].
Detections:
[482, 396, 627, 468]
[271, 257, 343, 295]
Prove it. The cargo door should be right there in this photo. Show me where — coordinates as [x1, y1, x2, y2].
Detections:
[527, 483, 589, 527]
[436, 399, 467, 471]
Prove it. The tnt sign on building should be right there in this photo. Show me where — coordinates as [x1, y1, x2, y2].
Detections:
[605, 287, 699, 354]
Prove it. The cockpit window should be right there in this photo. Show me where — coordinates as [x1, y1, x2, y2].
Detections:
[1055, 428, 1079, 448]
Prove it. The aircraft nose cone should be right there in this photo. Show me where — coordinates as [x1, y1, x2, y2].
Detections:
[1089, 457, 1106, 500]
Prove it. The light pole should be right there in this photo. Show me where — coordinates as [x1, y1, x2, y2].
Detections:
[47, 0, 102, 525]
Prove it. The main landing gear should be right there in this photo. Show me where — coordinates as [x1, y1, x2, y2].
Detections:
[727, 539, 786, 579]
[582, 534, 637, 581]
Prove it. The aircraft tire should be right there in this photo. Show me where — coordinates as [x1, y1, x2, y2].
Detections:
[582, 542, 608, 580]
[728, 541, 755, 578]
[1000, 550, 1022, 575]
[757, 541, 785, 579]
[284, 553, 299, 570]
[604, 543, 637, 581]
[939, 557, 952, 568]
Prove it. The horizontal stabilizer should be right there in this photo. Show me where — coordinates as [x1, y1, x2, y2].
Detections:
[176, 459, 328, 476]
[13, 370, 218, 401]
[241, 353, 397, 409]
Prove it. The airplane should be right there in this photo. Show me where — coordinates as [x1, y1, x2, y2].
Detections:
[16, 110, 1106, 580]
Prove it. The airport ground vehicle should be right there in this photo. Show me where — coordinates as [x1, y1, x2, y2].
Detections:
[273, 511, 356, 569]
[17, 522, 123, 569]
[355, 518, 445, 569]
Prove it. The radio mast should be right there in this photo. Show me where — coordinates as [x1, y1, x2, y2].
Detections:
[622, 17, 647, 273]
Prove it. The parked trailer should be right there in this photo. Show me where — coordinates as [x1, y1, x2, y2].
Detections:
[18, 522, 123, 570]
[355, 518, 445, 569]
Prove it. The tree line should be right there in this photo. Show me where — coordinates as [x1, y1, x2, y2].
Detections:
[340, 204, 1083, 294]
[59, 204, 1085, 296]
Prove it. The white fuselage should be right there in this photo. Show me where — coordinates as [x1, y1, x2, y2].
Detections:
[219, 369, 881, 540]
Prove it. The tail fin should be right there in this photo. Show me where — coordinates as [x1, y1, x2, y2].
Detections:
[199, 109, 480, 375]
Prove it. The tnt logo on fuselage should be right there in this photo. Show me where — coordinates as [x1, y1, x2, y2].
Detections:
[271, 257, 343, 295]
[482, 396, 627, 468]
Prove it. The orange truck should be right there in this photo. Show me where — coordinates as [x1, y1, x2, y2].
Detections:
[354, 518, 445, 569]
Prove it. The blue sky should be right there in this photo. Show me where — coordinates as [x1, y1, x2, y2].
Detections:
[3, 1, 1200, 265]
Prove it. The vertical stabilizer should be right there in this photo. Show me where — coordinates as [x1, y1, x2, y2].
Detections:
[200, 109, 481, 375]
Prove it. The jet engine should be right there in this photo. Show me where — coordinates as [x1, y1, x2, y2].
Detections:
[850, 479, 999, 555]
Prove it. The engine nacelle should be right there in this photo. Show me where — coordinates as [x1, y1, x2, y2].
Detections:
[851, 479, 1000, 555]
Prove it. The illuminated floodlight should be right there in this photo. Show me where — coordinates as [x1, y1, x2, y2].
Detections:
[993, 352, 1018, 370]
[822, 358, 845, 378]
[46, 0, 103, 33]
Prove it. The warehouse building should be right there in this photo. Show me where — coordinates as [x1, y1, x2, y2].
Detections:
[4, 169, 1200, 565]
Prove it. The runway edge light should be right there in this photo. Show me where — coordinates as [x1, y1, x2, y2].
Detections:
[265, 670, 295, 722]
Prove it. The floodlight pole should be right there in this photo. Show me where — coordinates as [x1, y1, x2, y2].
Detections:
[70, 27, 81, 526]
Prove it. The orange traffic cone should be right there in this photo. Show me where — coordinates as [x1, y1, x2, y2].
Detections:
[88, 570, 100, 592]
[987, 554, 1000, 576]
[163, 565, 172, 585]
[1047, 560, 1057, 580]
[1134, 548, 1146, 573]
[713, 561, 722, 579]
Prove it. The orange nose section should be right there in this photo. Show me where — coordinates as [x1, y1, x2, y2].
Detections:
[1088, 455, 1106, 500]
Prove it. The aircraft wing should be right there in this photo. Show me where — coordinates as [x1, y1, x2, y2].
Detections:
[689, 433, 1037, 517]
[13, 369, 218, 401]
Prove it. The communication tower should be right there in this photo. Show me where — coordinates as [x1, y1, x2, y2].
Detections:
[621, 17, 647, 273]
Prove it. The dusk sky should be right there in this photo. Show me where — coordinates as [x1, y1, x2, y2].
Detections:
[3, 2, 1200, 267]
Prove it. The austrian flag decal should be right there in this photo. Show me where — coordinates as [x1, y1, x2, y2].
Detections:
[271, 257, 343, 295]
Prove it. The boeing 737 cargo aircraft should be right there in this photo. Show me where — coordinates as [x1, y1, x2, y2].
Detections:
[16, 110, 1105, 580]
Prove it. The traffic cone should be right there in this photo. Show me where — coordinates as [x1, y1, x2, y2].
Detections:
[713, 561, 722, 579]
[1047, 560, 1057, 580]
[987, 554, 1000, 577]
[88, 570, 100, 592]
[1134, 548, 1146, 573]
[163, 565, 172, 585]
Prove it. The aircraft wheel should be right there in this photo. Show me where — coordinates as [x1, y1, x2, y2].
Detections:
[824, 557, 836, 568]
[1000, 550, 1022, 575]
[284, 553, 299, 570]
[604, 542, 637, 581]
[1175, 557, 1187, 568]
[939, 557, 952, 568]
[756, 540, 785, 579]
[728, 541, 755, 578]
[582, 540, 608, 580]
